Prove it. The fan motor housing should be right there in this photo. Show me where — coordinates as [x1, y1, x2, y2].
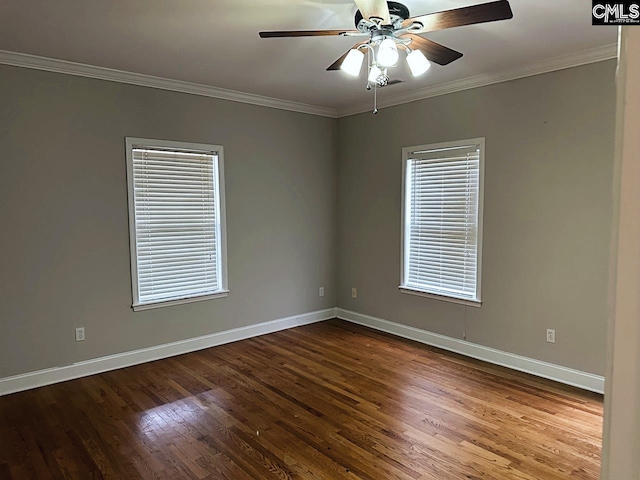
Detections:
[355, 1, 410, 30]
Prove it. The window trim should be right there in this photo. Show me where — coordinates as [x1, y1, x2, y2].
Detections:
[125, 137, 228, 311]
[399, 137, 485, 307]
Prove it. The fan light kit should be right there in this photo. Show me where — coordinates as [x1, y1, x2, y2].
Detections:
[260, 0, 513, 114]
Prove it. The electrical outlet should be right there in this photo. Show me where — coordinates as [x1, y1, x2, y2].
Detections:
[319, 286, 325, 297]
[351, 287, 358, 299]
[546, 329, 556, 344]
[75, 327, 85, 342]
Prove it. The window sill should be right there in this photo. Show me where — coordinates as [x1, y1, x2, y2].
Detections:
[399, 286, 482, 308]
[133, 290, 229, 311]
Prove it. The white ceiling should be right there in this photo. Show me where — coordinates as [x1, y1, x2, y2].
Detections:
[0, 1, 617, 111]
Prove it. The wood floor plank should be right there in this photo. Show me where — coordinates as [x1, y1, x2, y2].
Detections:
[0, 319, 603, 479]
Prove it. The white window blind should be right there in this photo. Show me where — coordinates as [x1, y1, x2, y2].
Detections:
[401, 139, 484, 304]
[126, 139, 227, 310]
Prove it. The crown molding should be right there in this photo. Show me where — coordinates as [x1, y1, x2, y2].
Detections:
[337, 43, 618, 117]
[0, 44, 617, 120]
[0, 49, 339, 118]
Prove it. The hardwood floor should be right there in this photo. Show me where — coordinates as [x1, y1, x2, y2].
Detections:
[0, 319, 603, 479]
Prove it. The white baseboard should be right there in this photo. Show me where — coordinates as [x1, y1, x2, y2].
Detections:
[0, 308, 337, 397]
[1, 307, 604, 397]
[337, 308, 605, 394]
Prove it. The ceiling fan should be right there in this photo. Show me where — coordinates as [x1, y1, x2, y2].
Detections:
[260, 0, 513, 111]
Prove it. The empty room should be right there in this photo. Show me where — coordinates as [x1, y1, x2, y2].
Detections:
[1, 1, 639, 479]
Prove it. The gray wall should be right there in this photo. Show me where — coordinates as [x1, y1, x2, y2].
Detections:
[337, 60, 616, 376]
[0, 59, 616, 380]
[0, 65, 337, 378]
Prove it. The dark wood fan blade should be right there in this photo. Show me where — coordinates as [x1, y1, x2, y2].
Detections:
[326, 41, 368, 71]
[402, 0, 513, 33]
[354, 0, 391, 24]
[259, 29, 359, 38]
[402, 34, 463, 66]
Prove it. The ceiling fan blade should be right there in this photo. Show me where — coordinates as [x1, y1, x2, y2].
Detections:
[326, 41, 368, 71]
[402, 34, 463, 66]
[259, 29, 359, 38]
[402, 0, 513, 34]
[354, 0, 391, 24]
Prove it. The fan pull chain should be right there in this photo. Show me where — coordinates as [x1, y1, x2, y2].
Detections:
[364, 48, 377, 114]
[373, 82, 378, 114]
[366, 48, 372, 91]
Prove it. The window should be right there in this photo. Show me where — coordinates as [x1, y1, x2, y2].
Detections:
[126, 138, 228, 311]
[400, 138, 484, 306]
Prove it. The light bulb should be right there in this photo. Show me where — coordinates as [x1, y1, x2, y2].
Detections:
[341, 49, 364, 76]
[377, 38, 399, 67]
[406, 49, 431, 77]
[368, 65, 382, 83]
